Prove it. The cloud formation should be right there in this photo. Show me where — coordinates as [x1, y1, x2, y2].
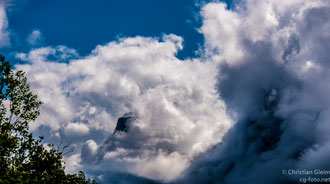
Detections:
[10, 0, 330, 183]
[179, 0, 330, 184]
[15, 35, 232, 182]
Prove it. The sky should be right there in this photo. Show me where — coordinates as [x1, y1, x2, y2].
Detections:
[2, 0, 330, 183]
[3, 0, 230, 60]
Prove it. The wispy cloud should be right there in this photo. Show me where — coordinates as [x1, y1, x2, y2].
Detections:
[26, 29, 43, 46]
[0, 3, 10, 48]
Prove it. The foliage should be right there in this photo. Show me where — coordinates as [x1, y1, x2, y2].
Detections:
[0, 55, 96, 184]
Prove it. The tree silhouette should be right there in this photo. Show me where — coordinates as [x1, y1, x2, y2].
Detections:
[0, 55, 96, 184]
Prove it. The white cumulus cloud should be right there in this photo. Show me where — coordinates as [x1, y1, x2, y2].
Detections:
[15, 34, 233, 182]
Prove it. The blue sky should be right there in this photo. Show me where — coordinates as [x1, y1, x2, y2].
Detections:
[4, 0, 232, 61]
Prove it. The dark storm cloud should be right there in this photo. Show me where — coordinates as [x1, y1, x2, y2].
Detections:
[178, 42, 302, 184]
[178, 1, 330, 184]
